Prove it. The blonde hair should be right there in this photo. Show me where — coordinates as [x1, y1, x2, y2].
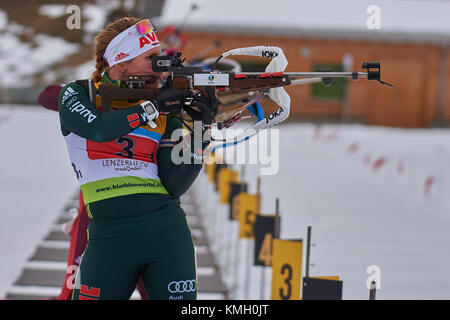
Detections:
[91, 17, 141, 82]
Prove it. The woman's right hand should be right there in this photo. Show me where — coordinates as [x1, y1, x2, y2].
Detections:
[152, 79, 192, 115]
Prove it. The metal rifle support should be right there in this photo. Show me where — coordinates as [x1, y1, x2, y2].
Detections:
[275, 198, 280, 239]
[245, 177, 261, 299]
[369, 281, 377, 300]
[305, 226, 312, 278]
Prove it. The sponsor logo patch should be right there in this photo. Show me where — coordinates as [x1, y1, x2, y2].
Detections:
[168, 279, 197, 294]
[79, 285, 101, 300]
[138, 31, 159, 48]
[68, 101, 97, 123]
[115, 52, 130, 62]
[127, 113, 140, 128]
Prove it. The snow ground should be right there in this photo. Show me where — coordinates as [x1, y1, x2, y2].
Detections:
[0, 105, 78, 298]
[0, 2, 121, 88]
[1, 106, 450, 299]
[195, 122, 450, 300]
[0, 9, 79, 88]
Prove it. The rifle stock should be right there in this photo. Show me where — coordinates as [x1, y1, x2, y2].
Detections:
[97, 84, 160, 113]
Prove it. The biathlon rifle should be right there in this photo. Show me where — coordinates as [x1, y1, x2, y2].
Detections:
[96, 46, 393, 131]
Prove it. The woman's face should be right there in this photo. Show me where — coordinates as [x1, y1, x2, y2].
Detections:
[112, 46, 167, 88]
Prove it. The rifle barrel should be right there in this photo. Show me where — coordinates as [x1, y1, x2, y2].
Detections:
[244, 71, 368, 79]
[290, 78, 323, 86]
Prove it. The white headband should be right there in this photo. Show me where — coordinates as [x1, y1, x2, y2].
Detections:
[103, 20, 160, 68]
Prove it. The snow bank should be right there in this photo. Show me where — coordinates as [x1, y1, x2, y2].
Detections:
[38, 5, 67, 19]
[0, 19, 79, 87]
[0, 105, 79, 298]
[197, 122, 450, 299]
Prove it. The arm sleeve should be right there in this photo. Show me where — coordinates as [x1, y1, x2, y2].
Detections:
[157, 117, 210, 197]
[38, 84, 63, 111]
[58, 82, 148, 142]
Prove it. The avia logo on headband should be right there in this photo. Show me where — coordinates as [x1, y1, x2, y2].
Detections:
[139, 31, 158, 48]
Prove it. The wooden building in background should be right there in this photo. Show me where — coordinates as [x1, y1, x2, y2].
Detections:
[155, 0, 450, 128]
[179, 31, 447, 128]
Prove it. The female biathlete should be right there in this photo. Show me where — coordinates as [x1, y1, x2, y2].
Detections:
[57, 17, 215, 300]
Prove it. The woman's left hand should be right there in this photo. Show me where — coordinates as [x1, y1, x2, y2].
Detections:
[184, 87, 217, 125]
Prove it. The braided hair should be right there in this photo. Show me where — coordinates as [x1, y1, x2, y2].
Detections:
[91, 17, 141, 82]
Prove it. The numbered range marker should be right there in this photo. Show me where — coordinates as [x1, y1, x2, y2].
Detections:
[217, 168, 239, 204]
[214, 163, 228, 191]
[271, 239, 303, 300]
[302, 277, 343, 300]
[205, 160, 216, 182]
[228, 182, 247, 220]
[253, 214, 279, 266]
[238, 193, 260, 239]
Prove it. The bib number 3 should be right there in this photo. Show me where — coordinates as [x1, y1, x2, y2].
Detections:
[115, 137, 135, 158]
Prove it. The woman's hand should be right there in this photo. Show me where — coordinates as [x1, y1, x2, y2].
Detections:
[152, 79, 192, 115]
[184, 87, 217, 126]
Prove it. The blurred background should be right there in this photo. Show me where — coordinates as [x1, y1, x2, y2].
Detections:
[1, 0, 449, 127]
[2, 0, 450, 301]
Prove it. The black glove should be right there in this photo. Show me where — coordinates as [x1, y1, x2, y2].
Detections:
[184, 87, 217, 126]
[153, 79, 192, 115]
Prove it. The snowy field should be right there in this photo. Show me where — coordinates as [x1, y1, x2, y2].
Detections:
[195, 122, 450, 300]
[0, 105, 78, 298]
[1, 105, 450, 299]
